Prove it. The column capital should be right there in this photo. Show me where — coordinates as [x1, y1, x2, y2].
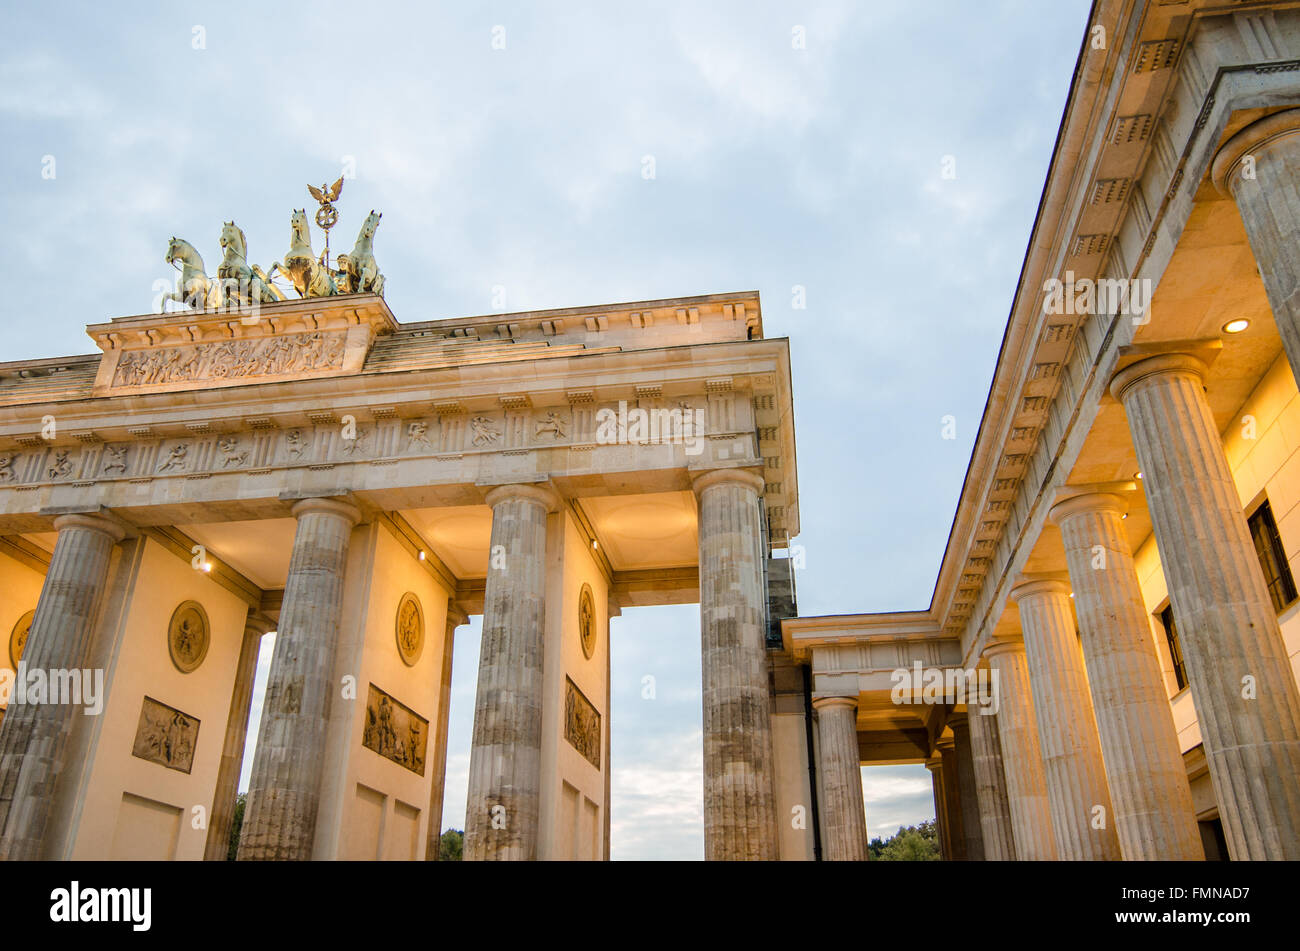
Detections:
[483, 481, 561, 512]
[51, 511, 126, 543]
[1212, 107, 1300, 196]
[243, 612, 276, 638]
[812, 694, 858, 714]
[935, 734, 956, 753]
[1048, 490, 1128, 525]
[1008, 577, 1071, 603]
[691, 467, 764, 498]
[290, 496, 361, 525]
[982, 637, 1026, 661]
[446, 604, 470, 630]
[1109, 352, 1207, 404]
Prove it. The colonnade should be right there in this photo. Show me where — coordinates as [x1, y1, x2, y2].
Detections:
[0, 466, 787, 861]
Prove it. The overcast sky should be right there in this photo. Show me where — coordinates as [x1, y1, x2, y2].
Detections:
[1, 0, 1093, 859]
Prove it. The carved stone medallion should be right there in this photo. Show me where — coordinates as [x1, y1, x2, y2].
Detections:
[131, 696, 200, 773]
[167, 600, 210, 673]
[578, 583, 596, 659]
[9, 609, 34, 669]
[395, 592, 424, 666]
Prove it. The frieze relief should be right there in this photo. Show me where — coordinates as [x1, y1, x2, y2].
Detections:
[0, 395, 729, 488]
[131, 696, 200, 773]
[564, 676, 601, 769]
[110, 330, 347, 388]
[362, 683, 428, 775]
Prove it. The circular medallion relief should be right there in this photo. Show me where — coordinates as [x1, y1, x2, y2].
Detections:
[395, 592, 424, 666]
[167, 601, 210, 674]
[9, 609, 35, 669]
[578, 583, 596, 660]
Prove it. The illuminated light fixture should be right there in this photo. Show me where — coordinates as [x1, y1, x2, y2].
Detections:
[1135, 471, 1143, 480]
[1069, 593, 1075, 599]
[202, 562, 213, 573]
[418, 550, 426, 561]
[1222, 318, 1250, 334]
[1122, 513, 1128, 520]
[592, 540, 599, 550]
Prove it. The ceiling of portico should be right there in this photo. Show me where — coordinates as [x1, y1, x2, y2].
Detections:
[576, 491, 697, 571]
[402, 505, 493, 579]
[22, 532, 55, 553]
[402, 490, 700, 581]
[180, 518, 298, 589]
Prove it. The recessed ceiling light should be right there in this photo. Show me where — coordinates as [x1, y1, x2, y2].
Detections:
[592, 540, 599, 550]
[1135, 471, 1143, 480]
[1223, 318, 1250, 334]
[418, 550, 426, 561]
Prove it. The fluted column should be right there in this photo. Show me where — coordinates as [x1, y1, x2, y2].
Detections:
[949, 715, 986, 861]
[925, 754, 950, 859]
[1010, 579, 1120, 860]
[464, 483, 558, 861]
[0, 512, 124, 860]
[238, 497, 360, 861]
[1213, 109, 1300, 388]
[982, 639, 1057, 859]
[693, 468, 778, 861]
[1050, 491, 1203, 860]
[425, 604, 466, 860]
[1112, 354, 1300, 859]
[966, 705, 1017, 860]
[812, 696, 868, 861]
[205, 613, 274, 861]
[936, 735, 967, 860]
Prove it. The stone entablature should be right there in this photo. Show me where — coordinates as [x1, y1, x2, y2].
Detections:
[0, 291, 798, 542]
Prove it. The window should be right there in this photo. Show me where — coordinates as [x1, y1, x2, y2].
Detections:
[1247, 499, 1298, 614]
[1159, 604, 1187, 692]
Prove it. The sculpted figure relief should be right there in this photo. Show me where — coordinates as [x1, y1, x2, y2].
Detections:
[112, 331, 346, 388]
[217, 437, 249, 467]
[0, 455, 14, 482]
[536, 412, 567, 439]
[158, 444, 188, 473]
[46, 450, 73, 480]
[470, 416, 501, 446]
[407, 421, 431, 449]
[102, 445, 127, 474]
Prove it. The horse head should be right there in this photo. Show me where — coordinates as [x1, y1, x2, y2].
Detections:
[361, 210, 381, 238]
[289, 209, 312, 248]
[219, 221, 247, 259]
[165, 237, 201, 271]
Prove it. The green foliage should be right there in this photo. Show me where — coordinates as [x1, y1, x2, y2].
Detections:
[867, 818, 940, 861]
[227, 792, 246, 861]
[438, 828, 463, 861]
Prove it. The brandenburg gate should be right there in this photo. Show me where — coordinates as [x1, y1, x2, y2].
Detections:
[0, 276, 806, 860]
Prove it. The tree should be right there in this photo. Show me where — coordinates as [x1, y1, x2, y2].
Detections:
[227, 792, 246, 861]
[438, 829, 463, 861]
[868, 819, 940, 861]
